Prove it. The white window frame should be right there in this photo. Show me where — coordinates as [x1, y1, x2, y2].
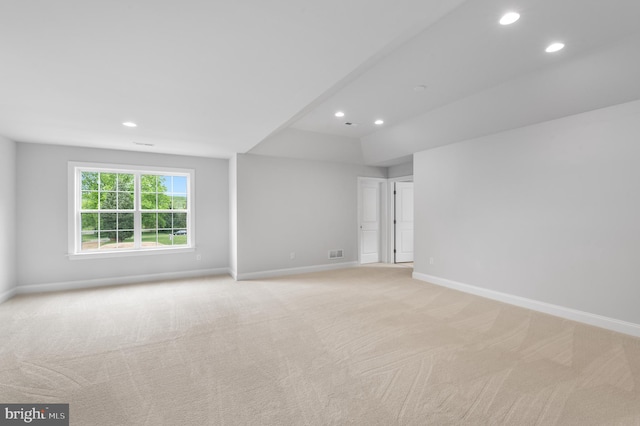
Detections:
[68, 162, 195, 259]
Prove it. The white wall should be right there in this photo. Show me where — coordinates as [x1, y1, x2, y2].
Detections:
[388, 161, 413, 178]
[16, 143, 229, 290]
[0, 136, 17, 302]
[414, 99, 640, 325]
[229, 154, 238, 278]
[236, 154, 386, 277]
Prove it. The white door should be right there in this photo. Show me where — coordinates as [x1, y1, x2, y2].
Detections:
[395, 182, 414, 263]
[359, 180, 380, 264]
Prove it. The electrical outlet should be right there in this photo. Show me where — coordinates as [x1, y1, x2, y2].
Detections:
[429, 257, 434, 265]
[290, 252, 295, 260]
[196, 254, 202, 261]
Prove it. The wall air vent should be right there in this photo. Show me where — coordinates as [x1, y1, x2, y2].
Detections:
[344, 122, 358, 126]
[328, 249, 344, 259]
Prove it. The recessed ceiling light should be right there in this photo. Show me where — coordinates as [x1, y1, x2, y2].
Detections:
[122, 122, 137, 127]
[499, 12, 520, 25]
[374, 119, 384, 125]
[334, 111, 345, 118]
[545, 42, 565, 53]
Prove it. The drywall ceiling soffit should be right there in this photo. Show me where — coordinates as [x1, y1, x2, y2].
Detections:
[288, 0, 640, 164]
[249, 128, 366, 165]
[0, 0, 467, 158]
[375, 154, 414, 168]
[361, 35, 640, 165]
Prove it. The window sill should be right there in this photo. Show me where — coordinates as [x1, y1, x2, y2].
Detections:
[68, 246, 195, 260]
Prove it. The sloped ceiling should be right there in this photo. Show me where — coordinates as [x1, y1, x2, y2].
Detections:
[285, 0, 640, 165]
[0, 0, 465, 158]
[2, 0, 639, 165]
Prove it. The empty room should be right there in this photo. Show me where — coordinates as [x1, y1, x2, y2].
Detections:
[2, 0, 640, 424]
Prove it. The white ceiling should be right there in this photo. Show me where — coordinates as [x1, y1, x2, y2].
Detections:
[292, 0, 640, 138]
[290, 0, 640, 164]
[0, 0, 464, 158]
[2, 0, 640, 165]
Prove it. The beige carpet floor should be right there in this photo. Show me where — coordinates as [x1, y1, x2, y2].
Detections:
[1, 265, 640, 425]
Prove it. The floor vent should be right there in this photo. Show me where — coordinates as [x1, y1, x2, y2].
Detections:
[328, 249, 344, 259]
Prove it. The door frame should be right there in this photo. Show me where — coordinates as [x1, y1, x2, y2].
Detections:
[357, 176, 413, 265]
[357, 177, 389, 264]
[387, 175, 413, 264]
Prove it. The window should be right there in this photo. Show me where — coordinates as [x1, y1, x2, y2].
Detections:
[70, 163, 194, 256]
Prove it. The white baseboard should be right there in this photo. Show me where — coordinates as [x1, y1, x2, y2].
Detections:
[413, 272, 640, 338]
[229, 268, 238, 281]
[16, 268, 230, 295]
[237, 261, 359, 281]
[0, 287, 17, 304]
